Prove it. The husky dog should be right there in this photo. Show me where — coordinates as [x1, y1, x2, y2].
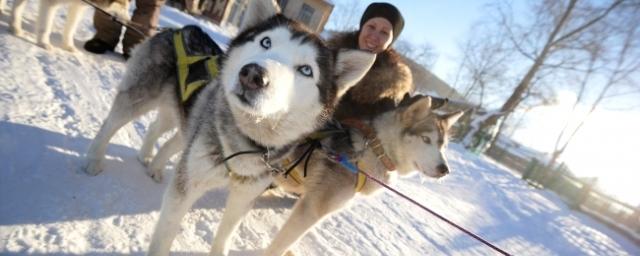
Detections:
[264, 95, 463, 255]
[81, 0, 375, 255]
[5, 0, 128, 51]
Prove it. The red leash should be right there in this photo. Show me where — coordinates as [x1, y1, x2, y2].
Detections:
[332, 154, 511, 256]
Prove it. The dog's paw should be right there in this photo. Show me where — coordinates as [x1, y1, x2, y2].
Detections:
[62, 44, 78, 53]
[83, 159, 104, 176]
[37, 41, 53, 51]
[209, 250, 229, 256]
[137, 154, 152, 167]
[10, 26, 23, 37]
[146, 167, 163, 183]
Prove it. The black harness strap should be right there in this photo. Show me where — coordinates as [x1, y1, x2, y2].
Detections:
[282, 140, 320, 178]
[221, 150, 264, 163]
[281, 120, 353, 179]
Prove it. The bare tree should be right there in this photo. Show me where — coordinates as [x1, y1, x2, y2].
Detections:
[546, 5, 640, 169]
[394, 39, 439, 70]
[453, 21, 513, 108]
[467, 0, 627, 149]
[453, 14, 556, 149]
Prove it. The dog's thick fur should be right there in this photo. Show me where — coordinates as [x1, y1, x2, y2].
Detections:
[81, 1, 375, 255]
[4, 0, 128, 51]
[263, 96, 463, 255]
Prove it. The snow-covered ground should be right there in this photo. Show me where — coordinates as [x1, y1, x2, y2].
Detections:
[1, 3, 639, 255]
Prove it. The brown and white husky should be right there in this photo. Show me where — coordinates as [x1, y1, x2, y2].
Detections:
[265, 95, 463, 255]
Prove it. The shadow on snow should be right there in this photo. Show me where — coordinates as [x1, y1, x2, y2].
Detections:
[0, 121, 296, 226]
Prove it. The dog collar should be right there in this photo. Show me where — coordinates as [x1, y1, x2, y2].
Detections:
[341, 118, 397, 172]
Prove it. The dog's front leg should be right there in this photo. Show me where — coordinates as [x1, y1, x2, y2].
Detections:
[9, 0, 28, 37]
[210, 176, 273, 256]
[61, 2, 89, 52]
[0, 0, 5, 15]
[35, 0, 61, 50]
[147, 173, 207, 256]
[264, 186, 354, 256]
[148, 151, 226, 256]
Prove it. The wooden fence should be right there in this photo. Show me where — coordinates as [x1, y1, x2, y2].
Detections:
[486, 147, 640, 245]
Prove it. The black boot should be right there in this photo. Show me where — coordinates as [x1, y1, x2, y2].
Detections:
[83, 38, 115, 54]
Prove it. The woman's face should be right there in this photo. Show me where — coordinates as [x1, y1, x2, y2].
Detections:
[358, 17, 394, 53]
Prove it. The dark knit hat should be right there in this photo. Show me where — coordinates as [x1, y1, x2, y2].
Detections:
[359, 2, 404, 42]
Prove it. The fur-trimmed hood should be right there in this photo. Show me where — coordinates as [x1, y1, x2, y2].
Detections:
[327, 31, 413, 120]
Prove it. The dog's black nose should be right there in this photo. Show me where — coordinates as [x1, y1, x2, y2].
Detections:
[436, 164, 449, 175]
[239, 63, 269, 90]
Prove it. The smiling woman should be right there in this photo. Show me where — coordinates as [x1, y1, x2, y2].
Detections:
[327, 2, 414, 121]
[358, 17, 393, 53]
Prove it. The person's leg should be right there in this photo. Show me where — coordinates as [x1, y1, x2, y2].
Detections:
[84, 9, 122, 54]
[122, 0, 166, 58]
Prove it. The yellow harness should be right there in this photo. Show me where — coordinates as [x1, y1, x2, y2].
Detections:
[173, 30, 219, 103]
[284, 159, 368, 193]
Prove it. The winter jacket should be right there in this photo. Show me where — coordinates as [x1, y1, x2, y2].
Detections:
[327, 31, 414, 120]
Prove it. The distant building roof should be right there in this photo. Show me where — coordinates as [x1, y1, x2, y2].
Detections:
[401, 56, 465, 101]
[400, 55, 475, 112]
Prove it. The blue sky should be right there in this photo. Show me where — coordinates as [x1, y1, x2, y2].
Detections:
[326, 0, 640, 206]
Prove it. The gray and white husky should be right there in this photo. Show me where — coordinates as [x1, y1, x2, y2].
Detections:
[81, 0, 375, 255]
[266, 95, 463, 255]
[2, 0, 128, 51]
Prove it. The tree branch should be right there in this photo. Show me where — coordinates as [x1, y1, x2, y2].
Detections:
[551, 0, 625, 45]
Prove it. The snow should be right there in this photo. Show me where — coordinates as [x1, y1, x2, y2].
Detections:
[1, 3, 639, 256]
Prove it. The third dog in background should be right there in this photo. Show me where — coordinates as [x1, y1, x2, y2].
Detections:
[5, 0, 128, 51]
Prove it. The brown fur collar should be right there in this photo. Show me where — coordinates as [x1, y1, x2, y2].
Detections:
[328, 31, 414, 120]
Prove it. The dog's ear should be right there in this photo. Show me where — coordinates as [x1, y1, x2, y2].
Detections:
[400, 94, 448, 110]
[442, 111, 464, 129]
[240, 0, 281, 31]
[400, 96, 432, 126]
[334, 49, 376, 98]
[398, 93, 421, 108]
[431, 97, 449, 110]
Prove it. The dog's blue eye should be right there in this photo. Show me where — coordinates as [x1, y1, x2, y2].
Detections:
[260, 37, 271, 49]
[298, 65, 313, 77]
[421, 135, 431, 144]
